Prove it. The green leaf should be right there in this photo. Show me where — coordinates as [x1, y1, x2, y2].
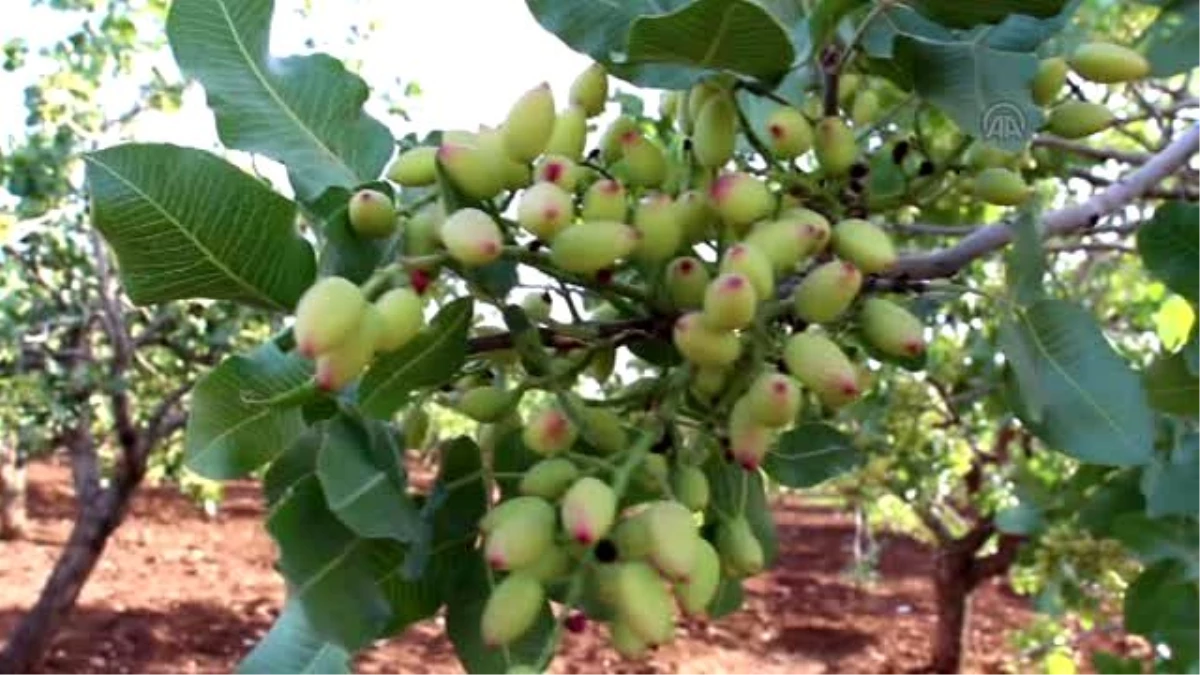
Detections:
[1124, 560, 1199, 670]
[1141, 433, 1199, 518]
[862, 7, 1047, 151]
[502, 304, 551, 377]
[906, 0, 1070, 28]
[264, 428, 322, 506]
[707, 575, 745, 618]
[236, 600, 351, 674]
[764, 423, 863, 488]
[1143, 352, 1200, 417]
[998, 315, 1045, 424]
[367, 540, 445, 635]
[1186, 325, 1199, 377]
[704, 457, 778, 565]
[1006, 206, 1045, 307]
[445, 555, 556, 674]
[461, 259, 520, 299]
[1077, 468, 1145, 538]
[626, 0, 795, 84]
[628, 336, 683, 368]
[185, 342, 311, 479]
[1001, 300, 1155, 466]
[85, 144, 316, 310]
[358, 297, 473, 419]
[809, 0, 869, 55]
[1111, 513, 1199, 580]
[403, 436, 489, 582]
[492, 427, 543, 497]
[312, 183, 396, 285]
[267, 476, 391, 650]
[525, 0, 688, 74]
[317, 413, 422, 542]
[995, 500, 1044, 535]
[1090, 651, 1143, 675]
[166, 0, 393, 202]
[1138, 0, 1200, 78]
[1138, 202, 1199, 304]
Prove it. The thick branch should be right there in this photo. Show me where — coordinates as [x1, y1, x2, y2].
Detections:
[892, 124, 1200, 280]
[466, 316, 668, 354]
[1032, 135, 1153, 165]
[968, 534, 1025, 588]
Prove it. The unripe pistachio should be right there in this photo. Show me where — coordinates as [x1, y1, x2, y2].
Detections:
[973, 167, 1031, 206]
[457, 386, 520, 423]
[671, 464, 710, 512]
[719, 243, 774, 300]
[684, 81, 723, 134]
[561, 476, 617, 544]
[1068, 42, 1150, 84]
[677, 189, 717, 243]
[644, 500, 699, 580]
[589, 346, 617, 383]
[437, 143, 503, 200]
[347, 188, 397, 239]
[702, 273, 757, 331]
[485, 497, 556, 570]
[792, 259, 862, 323]
[373, 287, 424, 352]
[519, 457, 581, 500]
[744, 218, 809, 273]
[612, 562, 675, 645]
[570, 63, 608, 118]
[832, 218, 896, 273]
[717, 517, 764, 576]
[523, 406, 578, 456]
[403, 203, 443, 266]
[294, 276, 367, 358]
[742, 370, 801, 427]
[440, 208, 503, 267]
[672, 312, 742, 367]
[477, 125, 533, 191]
[387, 146, 438, 187]
[616, 131, 668, 188]
[502, 82, 556, 162]
[550, 221, 639, 274]
[691, 364, 730, 400]
[314, 308, 380, 391]
[521, 291, 553, 323]
[838, 74, 860, 105]
[709, 172, 773, 233]
[581, 406, 627, 455]
[535, 154, 582, 192]
[517, 182, 575, 241]
[480, 573, 545, 647]
[851, 89, 879, 127]
[479, 495, 553, 534]
[403, 405, 430, 451]
[966, 142, 1015, 171]
[1032, 57, 1068, 106]
[765, 106, 813, 159]
[693, 94, 736, 168]
[1047, 101, 1114, 139]
[581, 179, 627, 221]
[638, 453, 669, 493]
[610, 619, 650, 659]
[524, 544, 573, 583]
[727, 403, 774, 470]
[545, 105, 588, 160]
[814, 117, 857, 176]
[659, 90, 681, 123]
[786, 207, 832, 252]
[600, 116, 639, 164]
[783, 331, 861, 407]
[860, 297, 926, 358]
[675, 538, 721, 616]
[664, 256, 711, 310]
[633, 193, 684, 262]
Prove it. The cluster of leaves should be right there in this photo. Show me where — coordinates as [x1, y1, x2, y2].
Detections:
[76, 0, 1196, 673]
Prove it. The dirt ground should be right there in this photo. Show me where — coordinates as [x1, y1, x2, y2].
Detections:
[0, 459, 1123, 674]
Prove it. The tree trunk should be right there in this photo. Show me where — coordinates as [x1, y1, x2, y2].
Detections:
[0, 441, 26, 541]
[930, 546, 973, 674]
[0, 477, 141, 673]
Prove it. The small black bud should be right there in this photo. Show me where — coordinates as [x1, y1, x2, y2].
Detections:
[891, 141, 910, 164]
[594, 538, 618, 563]
[849, 162, 869, 179]
[918, 160, 935, 176]
[682, 137, 694, 152]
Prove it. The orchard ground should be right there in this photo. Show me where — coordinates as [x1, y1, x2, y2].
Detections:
[1, 458, 1141, 674]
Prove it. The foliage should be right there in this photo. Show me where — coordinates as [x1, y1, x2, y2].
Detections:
[67, 0, 1200, 673]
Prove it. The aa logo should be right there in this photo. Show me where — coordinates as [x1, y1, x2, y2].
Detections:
[982, 102, 1028, 143]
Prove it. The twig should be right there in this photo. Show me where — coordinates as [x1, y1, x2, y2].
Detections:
[890, 124, 1200, 280]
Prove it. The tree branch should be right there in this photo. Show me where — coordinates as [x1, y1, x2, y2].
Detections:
[968, 534, 1025, 588]
[891, 124, 1200, 280]
[1032, 135, 1153, 165]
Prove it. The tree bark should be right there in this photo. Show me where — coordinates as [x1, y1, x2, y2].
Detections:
[930, 545, 974, 674]
[0, 441, 26, 541]
[0, 473, 142, 673]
